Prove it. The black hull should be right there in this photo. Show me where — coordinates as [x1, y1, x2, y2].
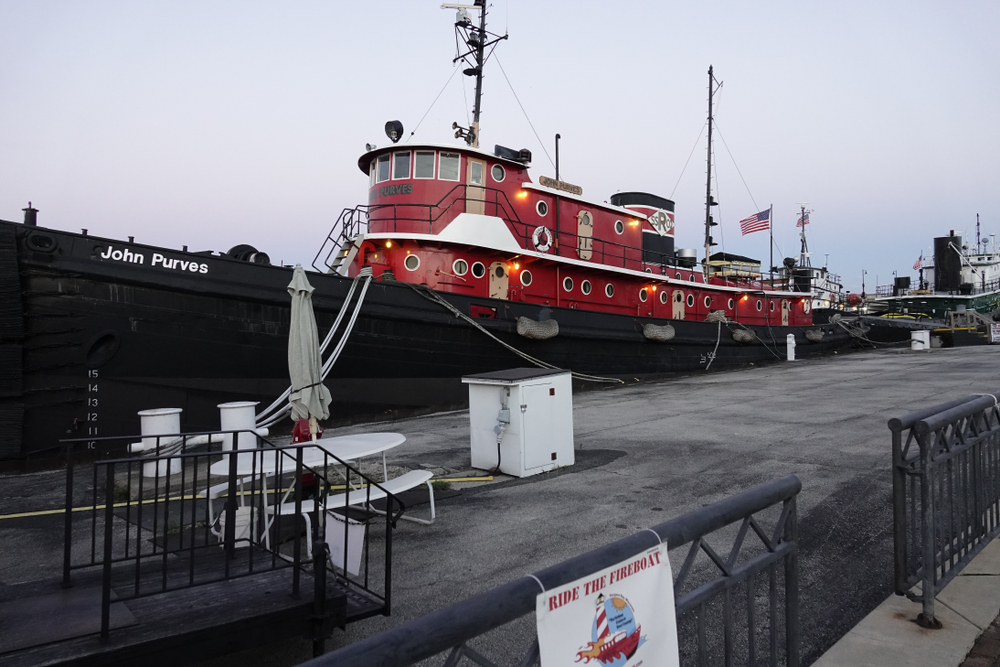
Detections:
[1, 220, 857, 458]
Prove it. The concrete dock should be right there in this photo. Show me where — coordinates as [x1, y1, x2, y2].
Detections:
[4, 344, 1000, 666]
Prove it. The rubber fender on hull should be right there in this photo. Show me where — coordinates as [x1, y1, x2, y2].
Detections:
[642, 323, 676, 342]
[805, 329, 825, 343]
[732, 328, 756, 344]
[516, 317, 559, 340]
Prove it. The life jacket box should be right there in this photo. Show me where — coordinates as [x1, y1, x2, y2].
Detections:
[461, 368, 574, 478]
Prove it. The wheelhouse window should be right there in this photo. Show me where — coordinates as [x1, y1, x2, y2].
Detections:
[393, 152, 411, 180]
[439, 153, 460, 181]
[415, 151, 436, 179]
[369, 160, 376, 187]
[376, 155, 391, 183]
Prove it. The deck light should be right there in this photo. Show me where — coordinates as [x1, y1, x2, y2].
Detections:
[386, 240, 393, 248]
[517, 190, 528, 199]
[514, 262, 520, 270]
[629, 220, 639, 226]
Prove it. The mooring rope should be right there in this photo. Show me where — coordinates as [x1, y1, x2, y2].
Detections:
[403, 283, 623, 384]
[257, 268, 374, 429]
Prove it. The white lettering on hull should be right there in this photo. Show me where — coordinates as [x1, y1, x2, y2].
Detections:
[98, 244, 209, 274]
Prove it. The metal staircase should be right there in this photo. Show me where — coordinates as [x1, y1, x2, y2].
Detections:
[312, 206, 369, 275]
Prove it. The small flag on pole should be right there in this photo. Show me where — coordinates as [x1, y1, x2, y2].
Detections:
[913, 254, 923, 271]
[739, 208, 771, 235]
[796, 212, 810, 227]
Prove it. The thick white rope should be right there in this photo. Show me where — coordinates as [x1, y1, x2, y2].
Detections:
[257, 270, 373, 428]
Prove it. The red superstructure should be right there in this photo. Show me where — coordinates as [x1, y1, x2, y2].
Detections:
[342, 142, 813, 327]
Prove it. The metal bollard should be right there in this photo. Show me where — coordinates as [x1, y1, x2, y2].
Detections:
[786, 334, 796, 361]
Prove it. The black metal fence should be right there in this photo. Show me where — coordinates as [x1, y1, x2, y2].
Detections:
[890, 392, 1000, 627]
[61, 430, 405, 643]
[300, 474, 801, 667]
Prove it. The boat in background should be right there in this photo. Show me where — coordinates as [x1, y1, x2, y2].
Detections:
[0, 4, 856, 460]
[864, 218, 1000, 345]
[874, 221, 1000, 320]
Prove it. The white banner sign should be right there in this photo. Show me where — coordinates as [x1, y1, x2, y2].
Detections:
[536, 544, 678, 667]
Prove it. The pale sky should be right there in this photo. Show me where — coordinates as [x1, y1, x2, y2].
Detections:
[2, 1, 998, 293]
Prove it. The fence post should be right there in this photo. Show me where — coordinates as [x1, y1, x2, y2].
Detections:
[101, 462, 115, 643]
[62, 443, 75, 588]
[917, 429, 942, 628]
[313, 541, 329, 657]
[784, 494, 800, 667]
[891, 427, 908, 594]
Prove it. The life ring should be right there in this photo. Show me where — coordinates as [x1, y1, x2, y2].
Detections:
[532, 226, 553, 252]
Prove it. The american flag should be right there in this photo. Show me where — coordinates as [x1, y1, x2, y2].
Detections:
[739, 208, 771, 235]
[796, 212, 810, 227]
[913, 255, 923, 270]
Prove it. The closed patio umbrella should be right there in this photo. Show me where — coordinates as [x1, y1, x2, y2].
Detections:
[287, 264, 332, 440]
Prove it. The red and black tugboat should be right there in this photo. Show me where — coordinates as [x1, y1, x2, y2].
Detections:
[0, 3, 852, 459]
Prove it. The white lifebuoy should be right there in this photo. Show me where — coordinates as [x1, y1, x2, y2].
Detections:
[532, 225, 553, 252]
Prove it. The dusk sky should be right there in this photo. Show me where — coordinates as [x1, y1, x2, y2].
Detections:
[2, 1, 998, 293]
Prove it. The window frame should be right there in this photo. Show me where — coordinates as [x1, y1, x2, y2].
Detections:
[439, 153, 461, 182]
[392, 151, 411, 180]
[414, 151, 436, 179]
[376, 154, 391, 183]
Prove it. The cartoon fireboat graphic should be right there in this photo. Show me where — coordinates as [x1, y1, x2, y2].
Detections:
[575, 593, 646, 666]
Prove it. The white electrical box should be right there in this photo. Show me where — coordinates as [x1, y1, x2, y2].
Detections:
[462, 368, 574, 478]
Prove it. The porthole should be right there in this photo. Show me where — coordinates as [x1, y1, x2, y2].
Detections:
[521, 270, 533, 287]
[491, 164, 506, 182]
[769, 301, 776, 312]
[614, 220, 624, 235]
[581, 280, 592, 295]
[536, 201, 549, 216]
[605, 283, 615, 298]
[728, 298, 735, 310]
[563, 276, 574, 292]
[704, 296, 712, 308]
[804, 301, 812, 314]
[675, 272, 682, 279]
[686, 294, 695, 307]
[495, 265, 506, 278]
[689, 275, 696, 282]
[639, 288, 648, 303]
[452, 259, 468, 276]
[403, 254, 420, 271]
[645, 268, 652, 274]
[471, 261, 485, 278]
[660, 290, 668, 304]
[756, 300, 763, 312]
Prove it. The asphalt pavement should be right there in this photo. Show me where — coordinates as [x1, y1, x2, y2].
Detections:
[4, 344, 1000, 666]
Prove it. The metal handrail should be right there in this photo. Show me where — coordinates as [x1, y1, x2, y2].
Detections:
[60, 430, 405, 642]
[313, 185, 696, 274]
[300, 474, 801, 667]
[890, 391, 1000, 627]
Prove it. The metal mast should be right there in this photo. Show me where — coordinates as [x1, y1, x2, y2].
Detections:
[704, 66, 720, 277]
[797, 203, 811, 267]
[446, 1, 508, 148]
